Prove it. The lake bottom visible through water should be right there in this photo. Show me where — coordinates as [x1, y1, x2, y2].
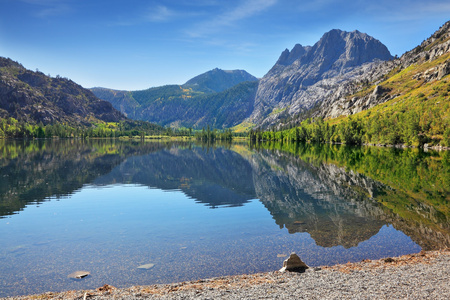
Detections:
[0, 183, 420, 297]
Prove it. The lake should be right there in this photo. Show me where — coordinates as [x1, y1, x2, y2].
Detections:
[0, 139, 449, 297]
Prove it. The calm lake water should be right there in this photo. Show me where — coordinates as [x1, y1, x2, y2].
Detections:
[0, 139, 449, 297]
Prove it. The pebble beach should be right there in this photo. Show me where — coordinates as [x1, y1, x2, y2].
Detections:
[3, 249, 450, 300]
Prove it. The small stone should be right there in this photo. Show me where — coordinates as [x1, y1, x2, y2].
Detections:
[68, 271, 90, 279]
[97, 284, 116, 292]
[137, 263, 155, 270]
[279, 253, 309, 272]
[277, 254, 287, 258]
[293, 221, 305, 225]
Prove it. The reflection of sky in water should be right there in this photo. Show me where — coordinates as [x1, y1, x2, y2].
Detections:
[0, 184, 420, 297]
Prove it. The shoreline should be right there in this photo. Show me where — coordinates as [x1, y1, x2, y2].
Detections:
[3, 249, 450, 299]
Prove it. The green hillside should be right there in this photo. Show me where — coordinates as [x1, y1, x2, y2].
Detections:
[92, 68, 258, 129]
[331, 51, 450, 146]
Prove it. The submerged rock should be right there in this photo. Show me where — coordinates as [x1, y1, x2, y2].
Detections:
[279, 253, 309, 272]
[137, 263, 155, 270]
[68, 271, 90, 279]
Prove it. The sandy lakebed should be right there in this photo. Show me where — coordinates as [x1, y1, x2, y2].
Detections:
[2, 249, 449, 300]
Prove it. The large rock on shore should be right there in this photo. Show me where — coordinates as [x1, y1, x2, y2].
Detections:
[279, 253, 309, 272]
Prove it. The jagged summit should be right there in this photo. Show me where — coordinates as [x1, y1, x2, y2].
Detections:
[271, 29, 393, 79]
[276, 44, 310, 66]
[315, 19, 450, 121]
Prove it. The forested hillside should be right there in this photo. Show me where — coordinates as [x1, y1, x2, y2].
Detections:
[92, 80, 258, 129]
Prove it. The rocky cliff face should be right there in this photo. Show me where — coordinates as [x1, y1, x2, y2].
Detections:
[251, 29, 393, 127]
[0, 57, 125, 125]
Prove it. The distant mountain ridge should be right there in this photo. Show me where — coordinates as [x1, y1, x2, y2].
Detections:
[91, 68, 258, 128]
[93, 29, 395, 129]
[4, 22, 448, 132]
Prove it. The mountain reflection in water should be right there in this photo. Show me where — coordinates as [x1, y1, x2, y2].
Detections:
[0, 139, 449, 296]
[1, 139, 449, 250]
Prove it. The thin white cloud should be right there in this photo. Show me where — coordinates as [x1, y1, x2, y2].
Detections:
[146, 5, 175, 22]
[186, 0, 278, 38]
[219, 0, 278, 24]
[35, 4, 70, 18]
[19, 0, 71, 18]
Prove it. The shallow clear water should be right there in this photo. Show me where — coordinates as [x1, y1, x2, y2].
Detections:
[0, 140, 448, 297]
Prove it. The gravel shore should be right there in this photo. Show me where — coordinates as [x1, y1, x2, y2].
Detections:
[4, 250, 450, 300]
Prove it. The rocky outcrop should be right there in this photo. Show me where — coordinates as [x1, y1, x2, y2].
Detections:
[248, 21, 450, 128]
[90, 22, 450, 130]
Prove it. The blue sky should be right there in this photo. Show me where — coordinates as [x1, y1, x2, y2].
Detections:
[1, 0, 449, 90]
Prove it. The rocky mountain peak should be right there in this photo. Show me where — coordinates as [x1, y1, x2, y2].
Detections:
[300, 29, 393, 77]
[250, 28, 394, 125]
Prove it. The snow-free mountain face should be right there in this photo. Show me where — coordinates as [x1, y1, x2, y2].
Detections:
[183, 68, 258, 93]
[250, 29, 393, 126]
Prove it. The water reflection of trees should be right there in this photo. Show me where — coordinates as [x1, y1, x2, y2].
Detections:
[0, 139, 170, 217]
[1, 139, 449, 250]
